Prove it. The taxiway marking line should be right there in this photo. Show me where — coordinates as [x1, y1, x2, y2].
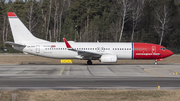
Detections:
[144, 69, 164, 77]
[60, 67, 65, 75]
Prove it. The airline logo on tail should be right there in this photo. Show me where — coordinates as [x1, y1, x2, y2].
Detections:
[7, 12, 17, 18]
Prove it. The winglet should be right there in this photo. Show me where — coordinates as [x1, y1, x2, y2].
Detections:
[7, 12, 17, 17]
[63, 38, 72, 48]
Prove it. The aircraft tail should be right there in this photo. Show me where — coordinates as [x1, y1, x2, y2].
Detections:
[7, 12, 49, 44]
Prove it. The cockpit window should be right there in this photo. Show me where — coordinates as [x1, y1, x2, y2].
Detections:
[160, 47, 166, 50]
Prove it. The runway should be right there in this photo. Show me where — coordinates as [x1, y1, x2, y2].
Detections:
[0, 64, 180, 91]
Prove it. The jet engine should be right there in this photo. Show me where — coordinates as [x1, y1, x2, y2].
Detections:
[100, 55, 117, 63]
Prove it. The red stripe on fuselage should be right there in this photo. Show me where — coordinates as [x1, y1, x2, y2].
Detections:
[133, 43, 168, 59]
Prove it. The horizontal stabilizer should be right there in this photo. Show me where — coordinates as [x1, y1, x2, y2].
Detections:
[5, 41, 26, 47]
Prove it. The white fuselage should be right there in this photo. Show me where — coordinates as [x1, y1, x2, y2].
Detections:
[14, 42, 133, 60]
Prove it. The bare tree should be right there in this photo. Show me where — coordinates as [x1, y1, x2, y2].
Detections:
[26, 0, 38, 32]
[116, 0, 131, 42]
[154, 5, 171, 45]
[58, 0, 65, 41]
[67, 0, 71, 9]
[130, 0, 144, 41]
[5, 19, 9, 41]
[53, 0, 59, 41]
[109, 20, 120, 42]
[83, 6, 91, 42]
[39, 0, 45, 32]
[46, 0, 52, 41]
[2, 16, 6, 47]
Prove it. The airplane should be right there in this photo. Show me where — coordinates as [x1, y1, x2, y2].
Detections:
[6, 12, 173, 65]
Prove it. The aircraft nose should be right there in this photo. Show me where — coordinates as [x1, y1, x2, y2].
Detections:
[166, 50, 173, 57]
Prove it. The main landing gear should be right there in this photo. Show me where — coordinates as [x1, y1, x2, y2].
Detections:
[87, 60, 92, 65]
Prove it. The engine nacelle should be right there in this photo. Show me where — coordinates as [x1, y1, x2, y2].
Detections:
[100, 55, 117, 63]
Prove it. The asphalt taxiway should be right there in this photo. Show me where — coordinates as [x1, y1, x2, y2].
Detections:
[0, 64, 180, 91]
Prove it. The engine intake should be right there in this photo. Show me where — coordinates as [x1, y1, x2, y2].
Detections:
[100, 55, 117, 63]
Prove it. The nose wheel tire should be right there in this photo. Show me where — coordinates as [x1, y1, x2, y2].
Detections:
[154, 61, 158, 65]
[87, 60, 92, 65]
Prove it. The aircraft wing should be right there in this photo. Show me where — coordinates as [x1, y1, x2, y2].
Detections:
[76, 50, 102, 57]
[5, 41, 26, 47]
[63, 38, 102, 59]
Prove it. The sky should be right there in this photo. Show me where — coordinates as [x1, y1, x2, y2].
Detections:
[6, 0, 16, 2]
[5, 0, 23, 3]
[5, 0, 39, 3]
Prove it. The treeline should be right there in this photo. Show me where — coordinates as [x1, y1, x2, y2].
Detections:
[0, 0, 180, 53]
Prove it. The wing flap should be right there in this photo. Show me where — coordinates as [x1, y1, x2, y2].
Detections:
[77, 50, 101, 57]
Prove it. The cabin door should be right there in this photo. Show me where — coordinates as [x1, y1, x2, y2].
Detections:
[152, 46, 156, 53]
[36, 45, 40, 53]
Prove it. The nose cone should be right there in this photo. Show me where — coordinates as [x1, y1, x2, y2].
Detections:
[166, 50, 173, 57]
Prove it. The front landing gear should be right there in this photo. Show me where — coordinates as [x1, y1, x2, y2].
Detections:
[87, 60, 92, 65]
[154, 59, 164, 65]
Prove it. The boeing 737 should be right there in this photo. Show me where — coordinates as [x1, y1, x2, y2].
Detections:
[6, 12, 173, 65]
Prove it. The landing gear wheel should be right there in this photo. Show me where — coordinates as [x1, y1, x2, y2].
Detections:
[87, 60, 92, 65]
[154, 61, 158, 65]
